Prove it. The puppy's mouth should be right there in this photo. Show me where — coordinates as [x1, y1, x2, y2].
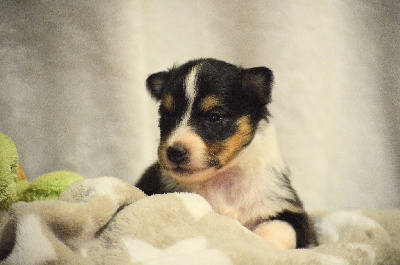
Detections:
[164, 159, 220, 183]
[169, 159, 218, 174]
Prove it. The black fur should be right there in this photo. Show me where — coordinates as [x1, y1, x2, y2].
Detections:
[148, 59, 272, 144]
[136, 58, 317, 249]
[269, 210, 317, 248]
[136, 163, 166, 195]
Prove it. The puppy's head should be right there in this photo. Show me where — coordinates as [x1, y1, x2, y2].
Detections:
[147, 58, 274, 183]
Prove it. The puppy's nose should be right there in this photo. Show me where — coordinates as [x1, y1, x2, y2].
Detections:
[166, 145, 188, 165]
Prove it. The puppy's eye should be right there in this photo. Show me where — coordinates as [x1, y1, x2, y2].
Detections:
[206, 113, 222, 123]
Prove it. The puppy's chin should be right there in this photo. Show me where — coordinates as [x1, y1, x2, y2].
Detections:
[165, 166, 218, 184]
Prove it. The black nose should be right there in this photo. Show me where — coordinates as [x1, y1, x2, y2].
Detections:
[166, 145, 188, 165]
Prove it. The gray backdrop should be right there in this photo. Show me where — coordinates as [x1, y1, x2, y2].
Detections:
[0, 1, 399, 210]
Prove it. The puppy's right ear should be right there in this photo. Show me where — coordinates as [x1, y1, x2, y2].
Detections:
[242, 67, 274, 104]
[146, 71, 170, 101]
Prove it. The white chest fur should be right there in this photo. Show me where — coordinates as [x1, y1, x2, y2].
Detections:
[190, 120, 301, 228]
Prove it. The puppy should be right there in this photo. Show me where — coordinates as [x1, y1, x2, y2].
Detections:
[136, 58, 317, 250]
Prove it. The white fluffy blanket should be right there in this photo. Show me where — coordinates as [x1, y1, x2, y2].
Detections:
[0, 177, 399, 264]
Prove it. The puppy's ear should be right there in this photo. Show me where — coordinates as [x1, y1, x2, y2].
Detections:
[146, 71, 170, 101]
[242, 67, 274, 104]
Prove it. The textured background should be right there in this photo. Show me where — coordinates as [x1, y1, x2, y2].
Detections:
[0, 1, 399, 210]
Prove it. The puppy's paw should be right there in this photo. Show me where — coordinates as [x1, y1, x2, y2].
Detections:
[253, 220, 296, 250]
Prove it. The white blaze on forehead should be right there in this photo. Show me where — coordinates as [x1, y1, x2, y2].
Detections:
[165, 65, 207, 169]
[167, 65, 200, 146]
[181, 65, 199, 126]
[184, 65, 199, 104]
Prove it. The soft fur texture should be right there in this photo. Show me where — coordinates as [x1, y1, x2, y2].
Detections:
[137, 58, 316, 249]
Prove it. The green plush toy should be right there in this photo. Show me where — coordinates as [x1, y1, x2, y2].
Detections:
[20, 171, 83, 202]
[0, 132, 83, 210]
[0, 133, 19, 210]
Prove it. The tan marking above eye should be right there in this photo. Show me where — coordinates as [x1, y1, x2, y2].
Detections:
[200, 95, 222, 112]
[162, 94, 174, 111]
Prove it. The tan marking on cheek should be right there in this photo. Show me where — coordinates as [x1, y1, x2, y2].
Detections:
[210, 116, 253, 166]
[200, 95, 222, 112]
[161, 94, 174, 111]
[253, 220, 297, 250]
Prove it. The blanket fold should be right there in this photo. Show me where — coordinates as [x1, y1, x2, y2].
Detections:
[0, 177, 399, 264]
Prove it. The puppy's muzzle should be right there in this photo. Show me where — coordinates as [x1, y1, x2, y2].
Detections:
[166, 143, 189, 165]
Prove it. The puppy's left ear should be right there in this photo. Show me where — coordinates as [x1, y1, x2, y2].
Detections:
[146, 71, 170, 101]
[242, 67, 274, 104]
